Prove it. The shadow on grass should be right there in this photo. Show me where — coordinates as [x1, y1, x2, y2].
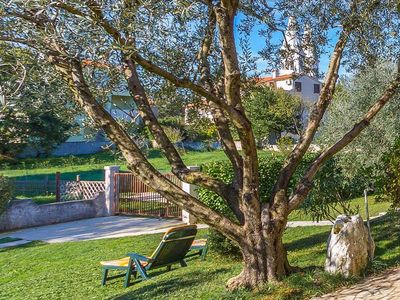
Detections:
[0, 240, 46, 253]
[370, 213, 400, 267]
[285, 229, 330, 252]
[110, 268, 231, 300]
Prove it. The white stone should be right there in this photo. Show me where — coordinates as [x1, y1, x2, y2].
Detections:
[325, 214, 375, 278]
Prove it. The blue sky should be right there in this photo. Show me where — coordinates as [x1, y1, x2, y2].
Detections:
[234, 13, 340, 78]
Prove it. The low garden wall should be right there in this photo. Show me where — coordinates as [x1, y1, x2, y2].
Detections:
[0, 192, 107, 232]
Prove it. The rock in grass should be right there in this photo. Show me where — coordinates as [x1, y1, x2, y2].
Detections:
[325, 215, 375, 278]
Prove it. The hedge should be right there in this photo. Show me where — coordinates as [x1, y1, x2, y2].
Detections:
[0, 175, 13, 215]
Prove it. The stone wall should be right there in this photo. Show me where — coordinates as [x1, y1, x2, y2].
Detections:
[0, 192, 107, 232]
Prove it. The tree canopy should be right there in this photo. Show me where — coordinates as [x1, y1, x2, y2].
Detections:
[319, 61, 400, 175]
[0, 44, 76, 158]
[243, 86, 302, 144]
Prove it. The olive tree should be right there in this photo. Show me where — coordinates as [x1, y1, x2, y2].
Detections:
[0, 44, 76, 158]
[1, 0, 399, 289]
[319, 62, 400, 177]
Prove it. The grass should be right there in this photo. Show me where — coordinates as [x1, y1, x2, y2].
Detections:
[0, 149, 231, 181]
[15, 195, 56, 205]
[1, 212, 399, 300]
[289, 195, 391, 222]
[0, 149, 281, 180]
[0, 237, 21, 244]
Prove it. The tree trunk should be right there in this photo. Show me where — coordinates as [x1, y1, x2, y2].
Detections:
[226, 223, 291, 290]
[265, 231, 292, 281]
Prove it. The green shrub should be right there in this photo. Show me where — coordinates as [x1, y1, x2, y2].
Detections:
[276, 136, 294, 156]
[376, 139, 400, 207]
[0, 176, 13, 215]
[199, 152, 370, 256]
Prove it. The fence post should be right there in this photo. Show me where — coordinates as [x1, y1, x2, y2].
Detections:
[104, 165, 120, 216]
[45, 175, 49, 196]
[55, 172, 61, 202]
[181, 166, 199, 224]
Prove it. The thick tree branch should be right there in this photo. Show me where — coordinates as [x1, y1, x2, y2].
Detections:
[53, 54, 243, 240]
[289, 68, 400, 212]
[124, 58, 234, 201]
[273, 0, 384, 199]
[213, 0, 261, 229]
[194, 4, 244, 222]
[4, 5, 243, 238]
[197, 6, 242, 173]
[272, 28, 350, 196]
[214, 2, 241, 107]
[81, 1, 234, 199]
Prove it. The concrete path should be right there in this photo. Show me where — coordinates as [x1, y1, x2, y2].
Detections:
[0, 216, 186, 243]
[287, 220, 332, 227]
[312, 268, 400, 299]
[286, 213, 386, 228]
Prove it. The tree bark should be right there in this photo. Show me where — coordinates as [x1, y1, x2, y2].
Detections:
[226, 224, 290, 289]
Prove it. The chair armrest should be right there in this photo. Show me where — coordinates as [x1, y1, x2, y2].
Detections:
[127, 253, 150, 262]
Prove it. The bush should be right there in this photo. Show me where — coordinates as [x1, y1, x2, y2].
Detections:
[0, 176, 13, 215]
[376, 139, 400, 207]
[199, 152, 370, 256]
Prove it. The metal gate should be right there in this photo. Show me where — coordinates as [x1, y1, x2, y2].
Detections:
[114, 172, 182, 218]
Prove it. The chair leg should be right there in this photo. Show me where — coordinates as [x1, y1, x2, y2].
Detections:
[124, 266, 132, 288]
[134, 259, 150, 280]
[200, 246, 208, 261]
[180, 260, 187, 267]
[101, 268, 108, 286]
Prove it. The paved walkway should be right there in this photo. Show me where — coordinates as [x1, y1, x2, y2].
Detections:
[287, 220, 332, 227]
[313, 268, 400, 299]
[0, 216, 186, 243]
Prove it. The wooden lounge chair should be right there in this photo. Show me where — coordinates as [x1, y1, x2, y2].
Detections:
[100, 225, 198, 287]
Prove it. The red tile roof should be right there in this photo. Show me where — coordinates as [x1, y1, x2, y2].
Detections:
[256, 74, 294, 83]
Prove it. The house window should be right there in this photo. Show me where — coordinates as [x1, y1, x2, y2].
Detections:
[314, 84, 321, 94]
[294, 82, 302, 92]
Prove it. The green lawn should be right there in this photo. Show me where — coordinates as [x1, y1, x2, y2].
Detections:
[0, 150, 231, 181]
[0, 149, 283, 180]
[1, 212, 399, 300]
[15, 195, 56, 205]
[289, 196, 391, 221]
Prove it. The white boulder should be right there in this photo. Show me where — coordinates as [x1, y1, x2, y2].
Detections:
[325, 214, 375, 278]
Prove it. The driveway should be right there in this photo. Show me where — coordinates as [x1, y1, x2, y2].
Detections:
[0, 216, 186, 243]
